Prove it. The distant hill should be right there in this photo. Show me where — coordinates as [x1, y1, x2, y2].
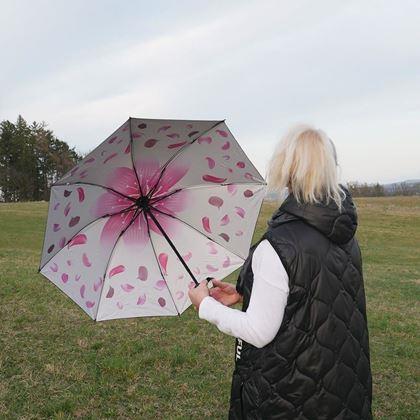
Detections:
[383, 179, 420, 194]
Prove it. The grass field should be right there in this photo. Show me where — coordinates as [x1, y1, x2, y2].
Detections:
[0, 197, 419, 419]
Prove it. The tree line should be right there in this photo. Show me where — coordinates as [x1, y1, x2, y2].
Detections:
[0, 116, 82, 202]
[0, 116, 418, 202]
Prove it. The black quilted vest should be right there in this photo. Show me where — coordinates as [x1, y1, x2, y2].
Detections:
[229, 189, 372, 420]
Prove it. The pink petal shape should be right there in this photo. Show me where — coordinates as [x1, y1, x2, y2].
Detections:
[158, 125, 171, 132]
[202, 217, 211, 233]
[106, 286, 114, 298]
[158, 297, 166, 307]
[77, 187, 85, 202]
[205, 157, 216, 169]
[176, 291, 184, 300]
[244, 172, 254, 180]
[236, 161, 245, 168]
[138, 123, 147, 129]
[197, 136, 212, 144]
[223, 155, 231, 160]
[79, 170, 88, 178]
[158, 253, 168, 274]
[121, 284, 135, 292]
[124, 144, 131, 154]
[106, 167, 139, 197]
[168, 141, 187, 149]
[221, 141, 230, 150]
[69, 216, 80, 227]
[103, 152, 118, 164]
[152, 162, 189, 196]
[137, 266, 148, 281]
[68, 234, 87, 248]
[219, 233, 230, 242]
[209, 196, 223, 209]
[53, 223, 60, 232]
[50, 262, 59, 272]
[75, 274, 81, 282]
[206, 264, 219, 272]
[188, 130, 199, 137]
[137, 294, 146, 305]
[207, 242, 218, 255]
[235, 206, 245, 218]
[227, 184, 237, 195]
[132, 132, 142, 139]
[220, 214, 230, 226]
[99, 210, 136, 245]
[167, 133, 180, 139]
[85, 157, 95, 164]
[155, 280, 167, 290]
[244, 189, 254, 197]
[61, 273, 69, 283]
[202, 174, 227, 184]
[53, 202, 60, 210]
[82, 253, 92, 267]
[117, 302, 123, 310]
[59, 237, 66, 248]
[80, 284, 86, 298]
[67, 260, 71, 266]
[93, 277, 103, 292]
[235, 230, 244, 236]
[216, 129, 228, 137]
[64, 189, 72, 197]
[47, 244, 54, 253]
[64, 202, 71, 217]
[223, 256, 231, 268]
[108, 136, 117, 144]
[186, 124, 193, 129]
[183, 251, 192, 262]
[145, 138, 158, 148]
[109, 265, 125, 278]
[86, 301, 95, 308]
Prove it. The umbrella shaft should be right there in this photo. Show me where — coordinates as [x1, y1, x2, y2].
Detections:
[146, 209, 199, 286]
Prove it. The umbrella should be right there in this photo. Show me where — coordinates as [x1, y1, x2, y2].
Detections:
[39, 118, 266, 321]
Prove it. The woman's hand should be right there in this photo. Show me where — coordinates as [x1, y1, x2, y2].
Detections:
[209, 279, 242, 307]
[188, 280, 210, 310]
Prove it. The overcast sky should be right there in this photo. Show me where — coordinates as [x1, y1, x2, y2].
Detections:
[1, 0, 419, 184]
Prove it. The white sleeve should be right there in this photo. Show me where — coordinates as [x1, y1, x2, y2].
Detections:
[198, 239, 289, 348]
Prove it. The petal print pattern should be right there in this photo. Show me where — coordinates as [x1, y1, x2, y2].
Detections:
[39, 118, 266, 321]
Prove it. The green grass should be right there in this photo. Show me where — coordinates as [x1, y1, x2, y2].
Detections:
[0, 197, 419, 419]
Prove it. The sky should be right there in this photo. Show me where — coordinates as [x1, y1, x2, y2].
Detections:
[1, 0, 419, 184]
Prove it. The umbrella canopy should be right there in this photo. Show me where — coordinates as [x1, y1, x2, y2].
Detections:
[39, 118, 266, 321]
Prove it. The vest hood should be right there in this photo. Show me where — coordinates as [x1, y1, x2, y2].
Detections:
[268, 186, 358, 244]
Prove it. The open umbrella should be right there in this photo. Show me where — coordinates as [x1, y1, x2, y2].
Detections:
[39, 118, 266, 321]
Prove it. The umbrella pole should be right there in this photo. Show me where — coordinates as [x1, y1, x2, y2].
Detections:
[145, 208, 200, 287]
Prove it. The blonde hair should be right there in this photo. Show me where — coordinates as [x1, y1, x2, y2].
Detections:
[267, 124, 345, 210]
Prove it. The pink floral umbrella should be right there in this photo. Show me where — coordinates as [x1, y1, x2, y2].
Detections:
[39, 118, 266, 321]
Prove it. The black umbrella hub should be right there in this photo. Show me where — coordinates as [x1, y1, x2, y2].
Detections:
[135, 195, 150, 210]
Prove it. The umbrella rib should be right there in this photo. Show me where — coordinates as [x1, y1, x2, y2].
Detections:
[149, 205, 246, 262]
[144, 210, 181, 316]
[146, 120, 224, 198]
[128, 117, 144, 197]
[149, 182, 267, 207]
[38, 203, 138, 272]
[95, 207, 143, 320]
[53, 181, 137, 202]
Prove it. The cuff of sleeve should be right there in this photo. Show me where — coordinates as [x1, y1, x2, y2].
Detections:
[198, 296, 217, 320]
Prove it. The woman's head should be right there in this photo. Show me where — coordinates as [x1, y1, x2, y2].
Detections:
[267, 124, 345, 209]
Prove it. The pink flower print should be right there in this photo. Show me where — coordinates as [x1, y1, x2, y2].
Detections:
[91, 158, 190, 248]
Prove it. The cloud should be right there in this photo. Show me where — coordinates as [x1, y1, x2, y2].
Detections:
[1, 0, 419, 183]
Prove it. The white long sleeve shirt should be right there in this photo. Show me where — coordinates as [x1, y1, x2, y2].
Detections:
[199, 239, 289, 348]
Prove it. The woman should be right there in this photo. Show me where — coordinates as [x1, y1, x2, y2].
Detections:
[189, 124, 372, 419]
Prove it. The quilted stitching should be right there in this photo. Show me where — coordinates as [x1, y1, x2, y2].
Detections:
[229, 207, 372, 419]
